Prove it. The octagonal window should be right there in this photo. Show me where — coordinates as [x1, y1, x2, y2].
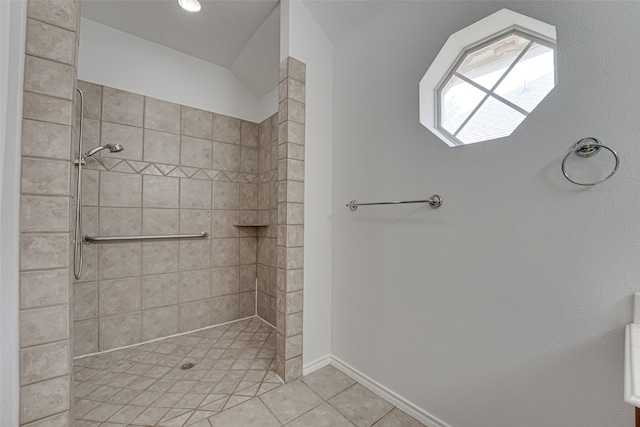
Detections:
[420, 9, 557, 147]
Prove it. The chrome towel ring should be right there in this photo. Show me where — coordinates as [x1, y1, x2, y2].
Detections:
[561, 137, 620, 186]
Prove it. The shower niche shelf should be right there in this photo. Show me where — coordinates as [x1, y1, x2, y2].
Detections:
[233, 224, 270, 227]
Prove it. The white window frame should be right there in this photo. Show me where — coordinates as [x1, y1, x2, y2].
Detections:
[420, 9, 557, 147]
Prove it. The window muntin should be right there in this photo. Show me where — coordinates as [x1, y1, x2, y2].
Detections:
[437, 30, 556, 146]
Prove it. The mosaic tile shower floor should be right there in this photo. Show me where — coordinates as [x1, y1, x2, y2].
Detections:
[73, 317, 426, 426]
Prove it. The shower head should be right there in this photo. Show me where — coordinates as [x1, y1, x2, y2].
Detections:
[82, 144, 125, 160]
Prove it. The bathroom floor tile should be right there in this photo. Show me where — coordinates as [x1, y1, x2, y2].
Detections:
[73, 317, 427, 426]
[301, 365, 357, 400]
[328, 384, 395, 427]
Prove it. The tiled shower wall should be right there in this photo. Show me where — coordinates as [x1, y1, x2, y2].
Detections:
[256, 114, 279, 326]
[19, 0, 79, 425]
[276, 57, 306, 381]
[73, 81, 262, 356]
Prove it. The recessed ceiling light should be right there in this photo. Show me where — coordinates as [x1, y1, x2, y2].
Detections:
[178, 0, 201, 13]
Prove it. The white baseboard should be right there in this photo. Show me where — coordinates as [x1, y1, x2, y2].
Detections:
[303, 355, 452, 427]
[302, 354, 332, 375]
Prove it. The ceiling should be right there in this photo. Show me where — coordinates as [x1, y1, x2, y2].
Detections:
[81, 0, 280, 97]
[80, 0, 393, 97]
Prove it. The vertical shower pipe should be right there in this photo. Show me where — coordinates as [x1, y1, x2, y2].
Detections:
[73, 87, 85, 280]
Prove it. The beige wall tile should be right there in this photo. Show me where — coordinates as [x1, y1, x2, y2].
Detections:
[241, 121, 258, 147]
[180, 135, 212, 169]
[240, 183, 257, 210]
[142, 273, 179, 309]
[78, 81, 102, 120]
[144, 130, 180, 165]
[20, 341, 69, 385]
[212, 141, 240, 171]
[286, 247, 304, 270]
[239, 291, 255, 318]
[21, 195, 68, 232]
[179, 269, 211, 302]
[179, 240, 211, 271]
[81, 205, 98, 237]
[21, 119, 70, 160]
[99, 312, 142, 351]
[179, 209, 211, 235]
[27, 0, 77, 30]
[212, 266, 239, 297]
[278, 80, 287, 104]
[23, 92, 72, 125]
[101, 122, 143, 161]
[102, 86, 144, 127]
[145, 97, 180, 134]
[212, 181, 239, 210]
[20, 233, 68, 270]
[284, 356, 302, 382]
[24, 56, 74, 100]
[73, 281, 97, 321]
[258, 145, 271, 174]
[241, 146, 258, 174]
[211, 210, 238, 238]
[286, 225, 304, 247]
[211, 294, 240, 325]
[286, 159, 304, 182]
[98, 243, 141, 279]
[142, 208, 179, 235]
[240, 238, 257, 265]
[287, 79, 306, 104]
[81, 169, 99, 206]
[240, 264, 257, 293]
[285, 312, 303, 337]
[211, 238, 239, 267]
[73, 319, 98, 356]
[259, 118, 271, 146]
[181, 106, 213, 139]
[286, 100, 305, 124]
[20, 269, 69, 309]
[20, 305, 69, 347]
[78, 118, 101, 159]
[286, 269, 303, 293]
[286, 291, 303, 315]
[143, 175, 178, 208]
[99, 171, 142, 207]
[286, 203, 304, 225]
[77, 244, 98, 283]
[214, 114, 241, 144]
[286, 143, 305, 161]
[180, 179, 211, 209]
[21, 158, 69, 196]
[98, 207, 141, 236]
[143, 306, 179, 341]
[179, 300, 212, 331]
[142, 241, 179, 275]
[20, 376, 70, 424]
[99, 277, 141, 316]
[287, 58, 306, 83]
[286, 181, 304, 204]
[284, 333, 302, 360]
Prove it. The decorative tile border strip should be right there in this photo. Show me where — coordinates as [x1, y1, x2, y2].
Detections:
[83, 157, 278, 184]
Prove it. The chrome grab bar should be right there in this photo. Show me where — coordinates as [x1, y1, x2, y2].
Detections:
[346, 194, 442, 212]
[83, 232, 209, 244]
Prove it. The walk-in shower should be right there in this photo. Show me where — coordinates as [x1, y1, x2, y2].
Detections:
[73, 88, 125, 280]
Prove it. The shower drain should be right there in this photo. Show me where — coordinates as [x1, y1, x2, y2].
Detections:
[180, 362, 195, 370]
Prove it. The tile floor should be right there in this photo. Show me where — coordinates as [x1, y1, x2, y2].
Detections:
[73, 317, 425, 426]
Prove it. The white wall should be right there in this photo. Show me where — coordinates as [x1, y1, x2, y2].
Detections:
[78, 18, 277, 123]
[331, 2, 640, 426]
[281, 0, 334, 368]
[0, 1, 25, 425]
